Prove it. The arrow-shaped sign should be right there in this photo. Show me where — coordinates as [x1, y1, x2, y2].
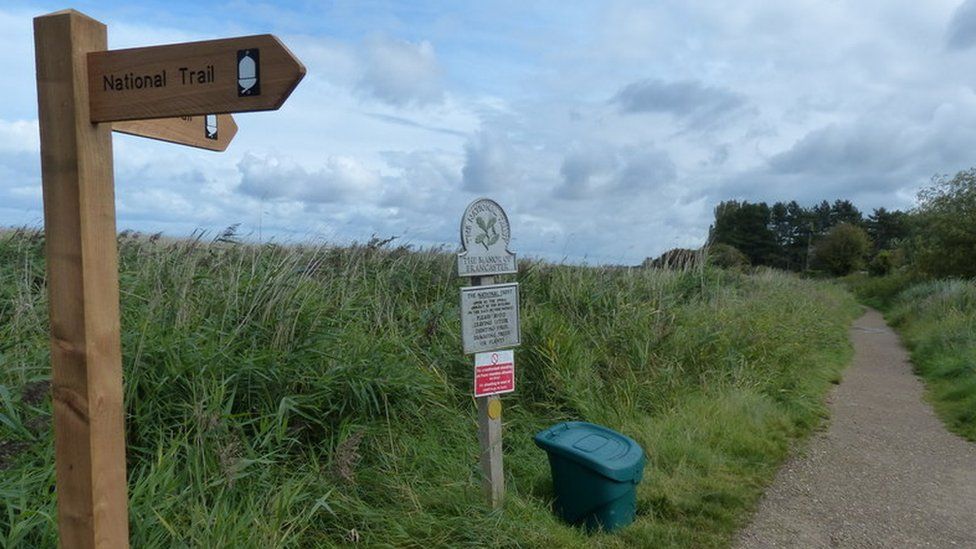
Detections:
[112, 114, 238, 151]
[88, 34, 305, 123]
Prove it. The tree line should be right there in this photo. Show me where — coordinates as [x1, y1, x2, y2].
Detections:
[648, 167, 976, 278]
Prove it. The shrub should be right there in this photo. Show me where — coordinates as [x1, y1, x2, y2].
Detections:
[912, 169, 976, 278]
[641, 248, 703, 270]
[813, 223, 871, 276]
[868, 249, 903, 276]
[843, 271, 916, 309]
[706, 243, 750, 269]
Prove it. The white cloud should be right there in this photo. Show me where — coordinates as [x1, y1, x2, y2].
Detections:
[612, 79, 747, 128]
[461, 131, 520, 192]
[357, 36, 444, 107]
[556, 144, 675, 200]
[0, 119, 39, 153]
[237, 152, 382, 204]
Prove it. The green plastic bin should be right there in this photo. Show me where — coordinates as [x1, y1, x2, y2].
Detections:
[534, 421, 645, 532]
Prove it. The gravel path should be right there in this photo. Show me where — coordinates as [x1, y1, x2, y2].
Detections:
[736, 309, 976, 548]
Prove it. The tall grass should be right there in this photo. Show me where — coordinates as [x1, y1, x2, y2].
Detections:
[843, 271, 918, 309]
[882, 280, 976, 441]
[0, 228, 859, 547]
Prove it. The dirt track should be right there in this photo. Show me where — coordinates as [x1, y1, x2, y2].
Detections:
[736, 309, 976, 548]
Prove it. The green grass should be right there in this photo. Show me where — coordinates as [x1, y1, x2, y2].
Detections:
[880, 280, 976, 442]
[0, 228, 859, 547]
[842, 271, 918, 310]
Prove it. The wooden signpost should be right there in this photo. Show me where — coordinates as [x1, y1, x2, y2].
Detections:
[33, 9, 304, 547]
[457, 198, 520, 509]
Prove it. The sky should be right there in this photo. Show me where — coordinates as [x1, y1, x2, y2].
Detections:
[3, 1, 976, 264]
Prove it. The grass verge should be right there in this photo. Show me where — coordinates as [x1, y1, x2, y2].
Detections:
[866, 279, 976, 442]
[0, 229, 858, 547]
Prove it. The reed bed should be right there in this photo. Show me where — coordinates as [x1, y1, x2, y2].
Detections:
[0, 228, 858, 547]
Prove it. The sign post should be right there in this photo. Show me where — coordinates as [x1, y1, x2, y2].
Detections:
[457, 198, 519, 509]
[34, 11, 128, 548]
[33, 9, 304, 547]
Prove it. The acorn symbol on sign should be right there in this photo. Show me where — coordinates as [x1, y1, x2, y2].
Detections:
[205, 114, 218, 140]
[237, 49, 260, 96]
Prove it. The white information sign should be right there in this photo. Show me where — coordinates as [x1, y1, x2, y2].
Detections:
[460, 282, 521, 354]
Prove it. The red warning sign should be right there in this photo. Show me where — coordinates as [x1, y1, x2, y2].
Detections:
[474, 350, 515, 397]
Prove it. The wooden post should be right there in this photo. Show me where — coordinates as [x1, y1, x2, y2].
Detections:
[34, 10, 129, 548]
[471, 275, 504, 508]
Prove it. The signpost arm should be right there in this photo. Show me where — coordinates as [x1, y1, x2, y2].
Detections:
[472, 275, 504, 508]
[34, 10, 129, 548]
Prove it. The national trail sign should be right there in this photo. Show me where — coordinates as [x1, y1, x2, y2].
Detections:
[88, 34, 305, 122]
[474, 350, 516, 398]
[113, 114, 238, 151]
[34, 9, 305, 547]
[457, 198, 517, 277]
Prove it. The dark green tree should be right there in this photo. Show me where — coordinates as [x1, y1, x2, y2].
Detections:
[812, 223, 872, 276]
[768, 202, 790, 268]
[865, 207, 910, 252]
[710, 200, 779, 266]
[829, 199, 863, 227]
[768, 200, 812, 270]
[810, 200, 832, 235]
[912, 169, 976, 278]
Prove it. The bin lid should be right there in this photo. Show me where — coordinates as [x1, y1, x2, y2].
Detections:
[534, 421, 644, 483]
